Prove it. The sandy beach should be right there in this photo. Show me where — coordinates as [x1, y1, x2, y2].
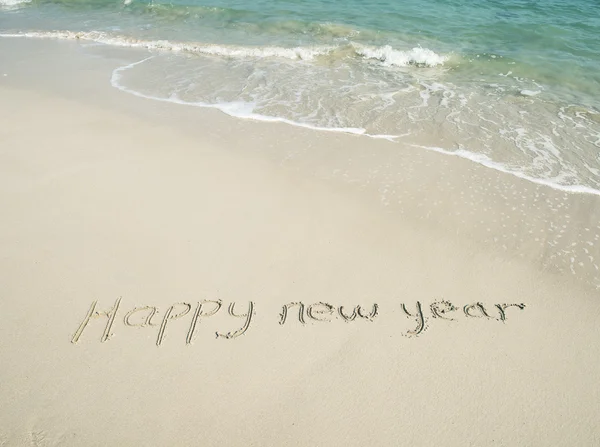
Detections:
[1, 38, 599, 446]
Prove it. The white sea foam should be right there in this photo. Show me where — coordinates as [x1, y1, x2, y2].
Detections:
[520, 90, 541, 96]
[0, 0, 30, 6]
[0, 31, 450, 68]
[0, 31, 334, 60]
[110, 57, 381, 137]
[412, 144, 600, 196]
[353, 43, 448, 67]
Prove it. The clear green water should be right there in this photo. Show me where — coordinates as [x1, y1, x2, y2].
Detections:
[2, 0, 600, 192]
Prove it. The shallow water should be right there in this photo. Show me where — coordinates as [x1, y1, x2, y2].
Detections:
[1, 0, 599, 192]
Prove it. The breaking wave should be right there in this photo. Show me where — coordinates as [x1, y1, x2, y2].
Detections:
[353, 43, 448, 67]
[0, 0, 31, 7]
[0, 30, 450, 67]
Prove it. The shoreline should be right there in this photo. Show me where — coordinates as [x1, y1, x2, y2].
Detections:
[3, 38, 600, 293]
[2, 32, 600, 196]
[1, 37, 599, 446]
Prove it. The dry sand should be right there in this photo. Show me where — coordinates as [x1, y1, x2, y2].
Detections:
[0, 38, 599, 446]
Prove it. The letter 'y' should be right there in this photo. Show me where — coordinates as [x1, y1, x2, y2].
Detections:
[216, 302, 255, 339]
[401, 301, 426, 336]
[71, 298, 121, 344]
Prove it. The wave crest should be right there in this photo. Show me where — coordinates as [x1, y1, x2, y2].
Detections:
[0, 0, 31, 7]
[0, 31, 335, 60]
[0, 30, 449, 67]
[353, 44, 448, 67]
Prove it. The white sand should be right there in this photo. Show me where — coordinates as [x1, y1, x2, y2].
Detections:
[1, 39, 599, 446]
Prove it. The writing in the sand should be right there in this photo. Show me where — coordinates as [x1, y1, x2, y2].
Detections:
[71, 299, 526, 345]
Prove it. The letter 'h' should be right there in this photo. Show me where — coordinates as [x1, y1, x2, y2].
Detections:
[71, 299, 121, 344]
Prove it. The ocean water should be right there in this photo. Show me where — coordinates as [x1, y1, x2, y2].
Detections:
[2, 0, 600, 193]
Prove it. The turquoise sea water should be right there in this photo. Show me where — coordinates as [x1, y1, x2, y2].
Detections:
[2, 0, 600, 192]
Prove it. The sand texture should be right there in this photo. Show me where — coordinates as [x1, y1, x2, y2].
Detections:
[1, 39, 599, 446]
